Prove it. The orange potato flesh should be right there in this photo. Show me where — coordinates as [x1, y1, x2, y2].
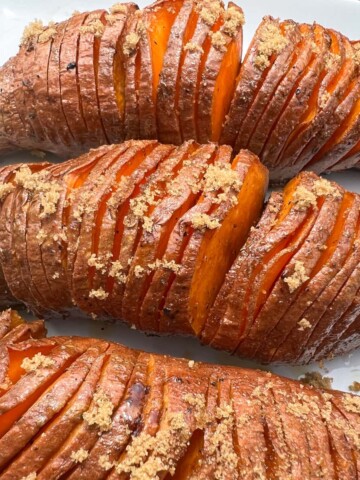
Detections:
[175, 9, 199, 134]
[240, 176, 321, 336]
[104, 144, 158, 293]
[168, 429, 205, 479]
[0, 346, 63, 438]
[113, 25, 127, 122]
[274, 25, 332, 158]
[149, 1, 183, 104]
[312, 91, 360, 167]
[310, 192, 355, 279]
[211, 35, 242, 142]
[190, 156, 268, 335]
[7, 345, 55, 384]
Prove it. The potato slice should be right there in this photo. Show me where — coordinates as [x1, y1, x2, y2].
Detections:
[179, 0, 225, 141]
[269, 192, 359, 363]
[38, 349, 146, 479]
[74, 143, 171, 317]
[275, 32, 357, 178]
[189, 150, 267, 336]
[60, 12, 90, 148]
[138, 0, 184, 139]
[136, 143, 218, 332]
[77, 10, 108, 147]
[156, 0, 197, 144]
[98, 4, 137, 144]
[197, 2, 244, 143]
[221, 16, 285, 149]
[237, 181, 345, 362]
[261, 24, 330, 180]
[206, 172, 320, 352]
[46, 18, 75, 154]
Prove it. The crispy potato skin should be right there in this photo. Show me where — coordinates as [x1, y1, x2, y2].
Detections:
[0, 142, 359, 365]
[1, 4, 359, 181]
[0, 310, 359, 479]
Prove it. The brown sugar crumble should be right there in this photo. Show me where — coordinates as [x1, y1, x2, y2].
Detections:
[184, 42, 204, 53]
[123, 32, 141, 56]
[21, 474, 37, 480]
[21, 19, 56, 47]
[210, 31, 227, 52]
[191, 212, 221, 230]
[109, 3, 128, 14]
[297, 318, 311, 331]
[254, 21, 288, 70]
[300, 371, 333, 390]
[196, 0, 224, 27]
[89, 287, 109, 300]
[223, 7, 245, 36]
[70, 448, 89, 464]
[21, 352, 55, 373]
[313, 178, 342, 199]
[83, 390, 114, 432]
[0, 184, 15, 201]
[98, 454, 114, 470]
[284, 260, 309, 293]
[80, 19, 105, 38]
[293, 185, 317, 211]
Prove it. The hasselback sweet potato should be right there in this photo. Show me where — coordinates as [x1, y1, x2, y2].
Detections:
[0, 309, 359, 479]
[1, 1, 359, 181]
[0, 141, 359, 364]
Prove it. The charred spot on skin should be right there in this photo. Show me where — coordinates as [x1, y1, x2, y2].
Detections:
[296, 88, 301, 96]
[67, 61, 77, 71]
[163, 307, 173, 317]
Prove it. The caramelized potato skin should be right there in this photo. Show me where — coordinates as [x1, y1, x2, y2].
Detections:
[1, 2, 359, 181]
[0, 310, 359, 479]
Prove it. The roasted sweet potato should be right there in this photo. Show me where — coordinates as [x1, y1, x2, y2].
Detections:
[1, 3, 359, 181]
[0, 310, 359, 479]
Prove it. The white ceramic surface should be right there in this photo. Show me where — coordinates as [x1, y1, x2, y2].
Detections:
[1, 0, 360, 393]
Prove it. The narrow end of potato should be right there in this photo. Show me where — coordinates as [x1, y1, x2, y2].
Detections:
[9, 310, 24, 330]
[189, 151, 268, 335]
[7, 345, 55, 384]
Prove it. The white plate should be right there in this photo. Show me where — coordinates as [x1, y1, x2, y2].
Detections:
[1, 0, 360, 393]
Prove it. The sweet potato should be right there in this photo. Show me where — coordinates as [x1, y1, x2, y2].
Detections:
[156, 0, 196, 144]
[97, 4, 137, 144]
[178, 0, 225, 142]
[0, 313, 359, 478]
[197, 2, 244, 143]
[77, 10, 109, 147]
[1, 5, 360, 181]
[1, 142, 360, 364]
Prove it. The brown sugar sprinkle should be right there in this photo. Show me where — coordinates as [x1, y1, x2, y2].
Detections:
[313, 178, 342, 199]
[191, 212, 221, 230]
[297, 318, 311, 331]
[284, 260, 309, 293]
[123, 32, 141, 55]
[109, 3, 128, 14]
[209, 404, 239, 479]
[184, 393, 206, 427]
[115, 412, 190, 479]
[21, 474, 37, 480]
[349, 381, 360, 393]
[342, 393, 360, 414]
[109, 260, 127, 283]
[0, 184, 15, 201]
[21, 352, 55, 373]
[98, 454, 114, 470]
[14, 166, 62, 219]
[300, 371, 333, 390]
[223, 7, 245, 36]
[324, 52, 341, 71]
[254, 21, 288, 70]
[210, 31, 227, 52]
[20, 19, 56, 47]
[80, 19, 105, 37]
[83, 390, 114, 432]
[70, 448, 89, 464]
[319, 91, 331, 109]
[354, 43, 360, 67]
[89, 287, 109, 300]
[196, 0, 224, 27]
[203, 163, 242, 195]
[293, 185, 317, 211]
[184, 42, 204, 53]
